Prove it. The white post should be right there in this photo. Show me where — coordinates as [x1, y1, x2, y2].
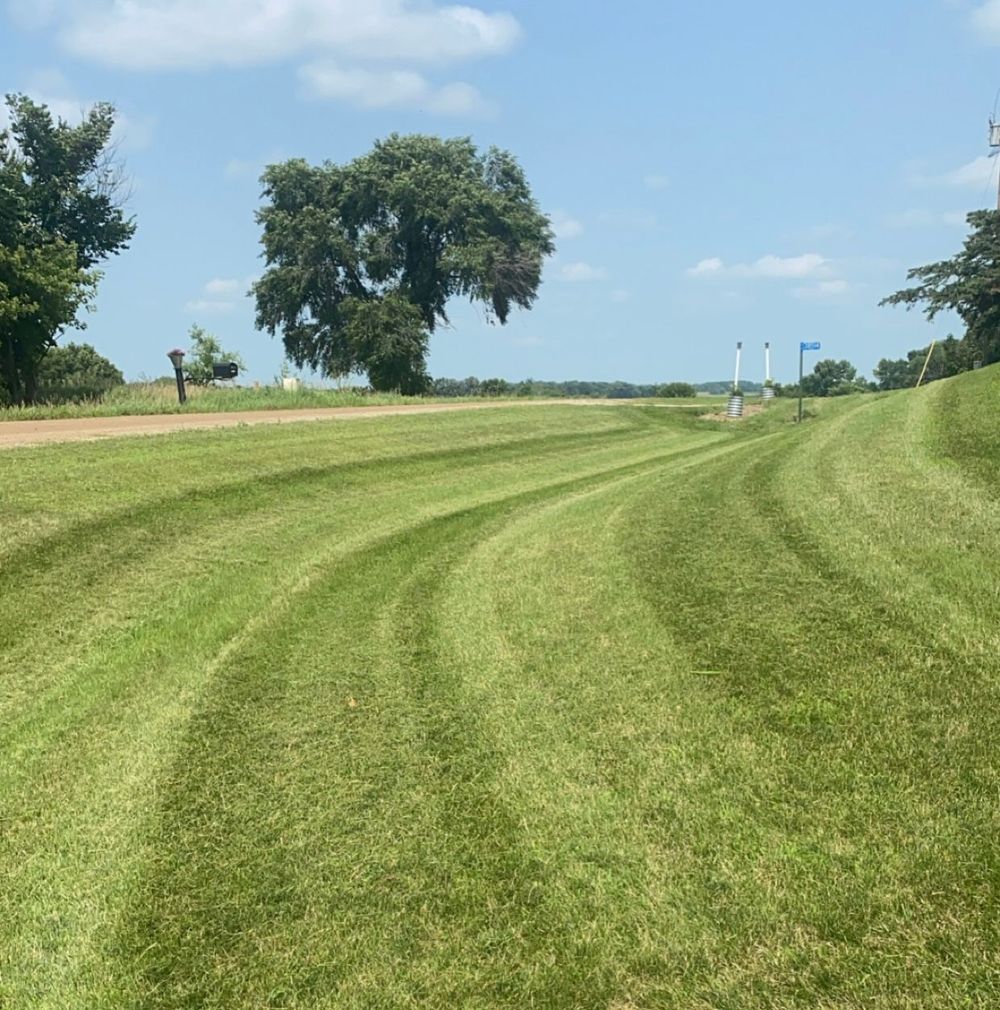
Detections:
[734, 341, 742, 390]
[764, 341, 771, 383]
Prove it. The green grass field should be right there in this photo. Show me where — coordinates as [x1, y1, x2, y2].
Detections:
[2, 374, 999, 1008]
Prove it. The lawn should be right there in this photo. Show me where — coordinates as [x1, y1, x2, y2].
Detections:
[2, 379, 999, 1008]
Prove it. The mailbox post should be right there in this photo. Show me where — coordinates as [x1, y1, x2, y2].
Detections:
[167, 348, 187, 404]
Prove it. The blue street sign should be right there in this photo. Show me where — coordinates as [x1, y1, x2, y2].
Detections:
[800, 341, 821, 351]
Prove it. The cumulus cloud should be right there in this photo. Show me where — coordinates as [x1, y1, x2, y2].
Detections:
[687, 257, 724, 276]
[299, 62, 491, 115]
[550, 211, 583, 240]
[184, 299, 235, 313]
[185, 276, 252, 313]
[204, 278, 243, 296]
[909, 155, 998, 189]
[27, 2, 520, 116]
[793, 279, 849, 300]
[971, 0, 1000, 43]
[40, 0, 521, 70]
[558, 262, 608, 282]
[687, 253, 829, 279]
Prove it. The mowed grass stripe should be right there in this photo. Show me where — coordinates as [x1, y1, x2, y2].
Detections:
[0, 406, 729, 1008]
[619, 386, 1000, 1004]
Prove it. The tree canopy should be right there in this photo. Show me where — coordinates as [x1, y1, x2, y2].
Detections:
[0, 95, 134, 403]
[880, 210, 1000, 365]
[253, 134, 554, 393]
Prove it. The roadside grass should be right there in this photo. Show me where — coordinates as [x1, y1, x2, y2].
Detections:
[2, 375, 999, 1007]
[0, 381, 455, 421]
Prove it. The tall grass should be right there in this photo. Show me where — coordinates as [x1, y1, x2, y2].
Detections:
[0, 381, 448, 421]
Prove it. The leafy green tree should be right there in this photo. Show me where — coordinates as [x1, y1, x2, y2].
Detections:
[801, 358, 867, 397]
[0, 242, 97, 404]
[35, 341, 123, 401]
[183, 324, 246, 385]
[880, 210, 1000, 365]
[253, 134, 554, 393]
[0, 95, 134, 404]
[655, 381, 698, 398]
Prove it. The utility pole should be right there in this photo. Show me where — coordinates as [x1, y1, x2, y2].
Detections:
[991, 119, 1000, 210]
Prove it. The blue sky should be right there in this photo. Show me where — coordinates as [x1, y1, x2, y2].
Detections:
[4, 0, 1000, 385]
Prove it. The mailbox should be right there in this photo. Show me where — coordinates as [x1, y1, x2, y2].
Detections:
[213, 361, 239, 380]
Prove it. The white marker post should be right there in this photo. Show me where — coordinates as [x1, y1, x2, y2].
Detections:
[726, 342, 744, 418]
[763, 342, 775, 401]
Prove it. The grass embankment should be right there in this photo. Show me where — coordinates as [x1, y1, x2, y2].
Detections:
[1, 378, 998, 1008]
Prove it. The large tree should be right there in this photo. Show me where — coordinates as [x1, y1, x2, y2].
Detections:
[0, 95, 134, 404]
[253, 135, 554, 394]
[880, 210, 1000, 365]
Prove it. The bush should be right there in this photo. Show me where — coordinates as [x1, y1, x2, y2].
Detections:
[34, 342, 125, 403]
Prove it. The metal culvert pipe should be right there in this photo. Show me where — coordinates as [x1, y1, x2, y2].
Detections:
[726, 394, 744, 418]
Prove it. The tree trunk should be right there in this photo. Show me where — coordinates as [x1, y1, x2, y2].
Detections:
[0, 335, 24, 406]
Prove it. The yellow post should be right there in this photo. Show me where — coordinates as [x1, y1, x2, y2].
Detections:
[915, 341, 937, 388]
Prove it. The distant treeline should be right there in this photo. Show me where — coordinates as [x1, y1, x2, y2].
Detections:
[431, 377, 761, 398]
[874, 336, 978, 390]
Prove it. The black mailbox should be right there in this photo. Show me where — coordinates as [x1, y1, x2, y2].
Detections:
[213, 361, 239, 380]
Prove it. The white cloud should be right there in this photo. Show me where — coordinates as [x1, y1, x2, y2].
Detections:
[185, 276, 250, 313]
[687, 257, 724, 276]
[686, 253, 829, 279]
[550, 211, 583, 240]
[909, 155, 998, 189]
[185, 299, 235, 313]
[204, 278, 242, 296]
[558, 262, 608, 282]
[44, 0, 521, 70]
[885, 208, 971, 228]
[643, 173, 669, 191]
[299, 62, 491, 115]
[971, 0, 1000, 43]
[737, 253, 828, 278]
[793, 280, 849, 300]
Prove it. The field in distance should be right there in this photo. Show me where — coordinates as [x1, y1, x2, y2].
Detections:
[2, 379, 999, 1008]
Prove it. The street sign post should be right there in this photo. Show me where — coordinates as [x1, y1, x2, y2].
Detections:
[798, 341, 821, 423]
